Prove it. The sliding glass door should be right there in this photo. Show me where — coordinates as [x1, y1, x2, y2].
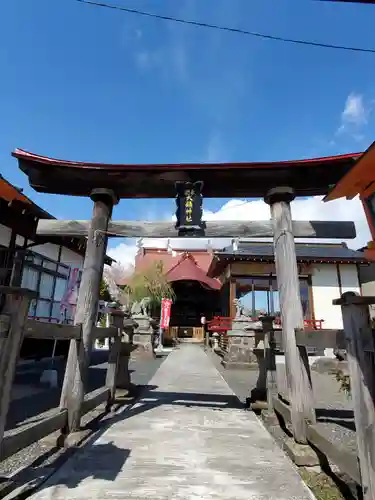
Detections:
[235, 275, 310, 319]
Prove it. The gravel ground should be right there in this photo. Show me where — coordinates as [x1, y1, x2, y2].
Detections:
[207, 349, 356, 454]
[278, 365, 356, 454]
[0, 351, 166, 479]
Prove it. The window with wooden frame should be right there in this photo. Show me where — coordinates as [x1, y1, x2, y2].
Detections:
[21, 250, 71, 321]
[234, 274, 313, 320]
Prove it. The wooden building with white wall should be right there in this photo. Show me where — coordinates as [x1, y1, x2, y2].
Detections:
[0, 175, 113, 358]
[208, 241, 367, 330]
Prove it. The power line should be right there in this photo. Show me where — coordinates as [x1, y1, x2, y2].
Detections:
[316, 1, 374, 4]
[73, 0, 375, 54]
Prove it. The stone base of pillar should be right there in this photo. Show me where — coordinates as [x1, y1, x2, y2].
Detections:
[261, 409, 281, 427]
[222, 332, 258, 370]
[249, 387, 268, 403]
[222, 319, 262, 370]
[131, 315, 154, 357]
[132, 341, 155, 359]
[116, 343, 137, 393]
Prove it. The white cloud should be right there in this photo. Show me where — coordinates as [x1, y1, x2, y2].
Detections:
[205, 131, 227, 163]
[106, 196, 371, 268]
[341, 93, 367, 126]
[337, 92, 370, 139]
[134, 50, 164, 71]
[107, 241, 138, 269]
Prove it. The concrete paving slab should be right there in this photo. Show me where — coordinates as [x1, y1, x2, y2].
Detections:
[28, 345, 315, 500]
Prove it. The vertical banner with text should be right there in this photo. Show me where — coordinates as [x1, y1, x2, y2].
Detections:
[160, 298, 172, 329]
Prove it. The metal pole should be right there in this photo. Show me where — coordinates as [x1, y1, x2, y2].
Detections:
[159, 325, 164, 349]
[251, 281, 256, 318]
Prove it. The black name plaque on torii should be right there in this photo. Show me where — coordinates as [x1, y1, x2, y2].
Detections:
[175, 181, 206, 237]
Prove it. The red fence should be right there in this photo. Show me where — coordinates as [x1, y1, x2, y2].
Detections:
[207, 316, 232, 333]
[207, 316, 325, 333]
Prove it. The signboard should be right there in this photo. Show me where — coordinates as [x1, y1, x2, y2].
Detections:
[160, 298, 172, 329]
[60, 267, 82, 323]
[175, 181, 205, 236]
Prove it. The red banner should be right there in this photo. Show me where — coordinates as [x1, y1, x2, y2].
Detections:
[160, 298, 172, 328]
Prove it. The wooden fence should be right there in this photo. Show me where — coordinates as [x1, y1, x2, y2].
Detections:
[2, 284, 374, 496]
[243, 293, 375, 500]
[0, 286, 132, 464]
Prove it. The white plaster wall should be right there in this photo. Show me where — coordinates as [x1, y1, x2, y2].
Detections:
[362, 281, 375, 319]
[311, 264, 343, 329]
[362, 281, 375, 296]
[60, 247, 84, 268]
[31, 243, 60, 261]
[24, 242, 83, 268]
[339, 264, 360, 294]
[0, 224, 11, 247]
[30, 244, 84, 268]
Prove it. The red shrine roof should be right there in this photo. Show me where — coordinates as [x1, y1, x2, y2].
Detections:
[0, 174, 50, 218]
[165, 253, 221, 290]
[12, 149, 362, 198]
[135, 248, 214, 275]
[324, 141, 375, 201]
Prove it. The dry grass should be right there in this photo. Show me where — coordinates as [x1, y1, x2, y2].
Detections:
[300, 468, 346, 500]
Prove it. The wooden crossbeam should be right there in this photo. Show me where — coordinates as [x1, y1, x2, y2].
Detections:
[36, 219, 357, 239]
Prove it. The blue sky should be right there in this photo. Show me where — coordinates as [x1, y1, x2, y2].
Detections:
[1, 0, 374, 260]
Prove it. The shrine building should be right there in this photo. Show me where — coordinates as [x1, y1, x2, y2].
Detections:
[130, 239, 369, 341]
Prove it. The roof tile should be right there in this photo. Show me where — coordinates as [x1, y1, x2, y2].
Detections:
[217, 242, 367, 262]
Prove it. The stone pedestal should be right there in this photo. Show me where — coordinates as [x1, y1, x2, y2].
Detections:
[212, 332, 219, 351]
[122, 318, 136, 343]
[222, 318, 263, 370]
[251, 343, 268, 402]
[132, 315, 154, 357]
[116, 342, 137, 392]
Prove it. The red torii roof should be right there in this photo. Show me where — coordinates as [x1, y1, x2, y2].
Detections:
[165, 253, 221, 290]
[12, 149, 361, 198]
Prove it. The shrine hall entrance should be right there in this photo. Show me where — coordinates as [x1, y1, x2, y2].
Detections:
[163, 280, 222, 344]
[161, 252, 223, 344]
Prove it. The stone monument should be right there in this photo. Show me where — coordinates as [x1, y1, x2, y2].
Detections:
[131, 298, 155, 356]
[105, 308, 137, 395]
[222, 299, 263, 370]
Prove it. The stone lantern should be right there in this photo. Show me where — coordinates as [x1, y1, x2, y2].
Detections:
[109, 309, 137, 394]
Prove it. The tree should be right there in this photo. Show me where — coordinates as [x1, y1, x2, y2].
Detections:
[102, 263, 134, 309]
[125, 261, 175, 311]
[103, 260, 175, 314]
[99, 279, 111, 302]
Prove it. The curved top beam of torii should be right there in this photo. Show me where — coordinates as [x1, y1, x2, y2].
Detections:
[12, 148, 361, 199]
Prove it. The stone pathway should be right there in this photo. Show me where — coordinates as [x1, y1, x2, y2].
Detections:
[28, 345, 315, 499]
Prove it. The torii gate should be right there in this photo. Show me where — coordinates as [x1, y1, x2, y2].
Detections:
[12, 148, 360, 440]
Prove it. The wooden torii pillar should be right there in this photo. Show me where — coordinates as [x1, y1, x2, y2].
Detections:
[60, 189, 118, 432]
[265, 187, 316, 443]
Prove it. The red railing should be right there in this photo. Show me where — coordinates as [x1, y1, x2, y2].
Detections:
[207, 316, 324, 332]
[207, 316, 232, 333]
[303, 319, 324, 330]
[274, 317, 324, 330]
